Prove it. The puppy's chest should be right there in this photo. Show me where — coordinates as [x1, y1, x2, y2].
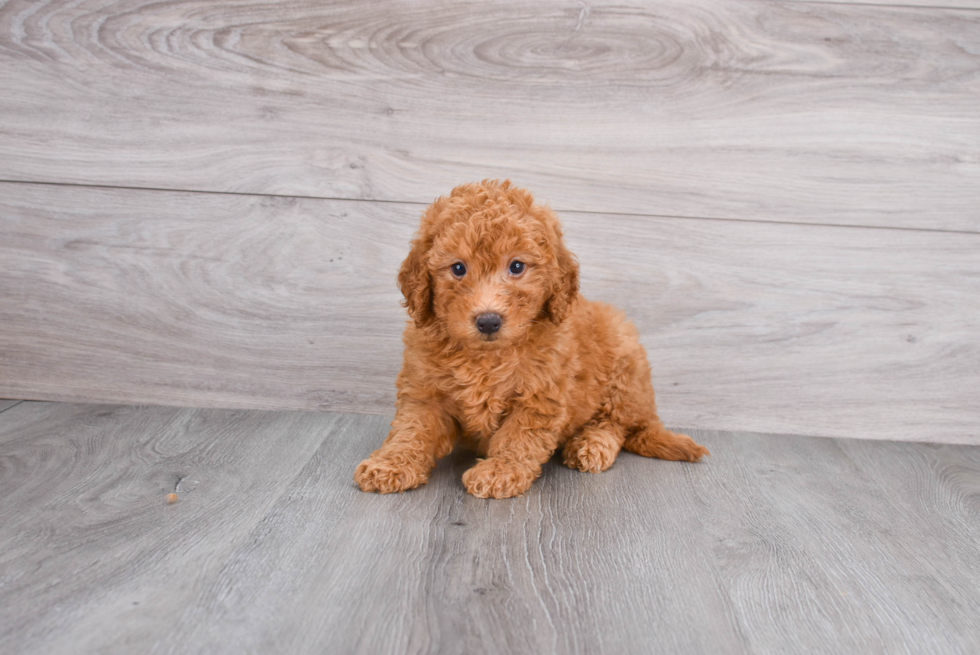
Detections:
[444, 367, 519, 438]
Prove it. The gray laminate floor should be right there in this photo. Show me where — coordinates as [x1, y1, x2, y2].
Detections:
[1, 400, 977, 654]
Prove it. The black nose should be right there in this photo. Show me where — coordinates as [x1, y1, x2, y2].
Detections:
[475, 312, 502, 335]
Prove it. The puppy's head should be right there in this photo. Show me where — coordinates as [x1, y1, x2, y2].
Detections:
[398, 180, 579, 348]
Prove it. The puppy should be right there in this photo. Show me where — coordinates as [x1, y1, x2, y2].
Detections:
[355, 180, 708, 499]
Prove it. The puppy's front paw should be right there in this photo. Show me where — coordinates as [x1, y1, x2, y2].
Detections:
[462, 458, 536, 499]
[563, 438, 618, 473]
[354, 453, 429, 494]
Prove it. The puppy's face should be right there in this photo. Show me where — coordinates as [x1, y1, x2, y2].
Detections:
[428, 213, 550, 348]
[398, 181, 580, 349]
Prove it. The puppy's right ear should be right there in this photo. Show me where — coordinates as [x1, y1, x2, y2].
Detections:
[397, 231, 435, 328]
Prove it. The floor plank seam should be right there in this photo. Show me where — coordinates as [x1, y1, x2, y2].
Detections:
[0, 401, 23, 415]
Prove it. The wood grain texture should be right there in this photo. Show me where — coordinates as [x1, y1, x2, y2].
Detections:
[787, 0, 980, 8]
[1, 0, 978, 230]
[2, 182, 978, 443]
[690, 430, 980, 654]
[1, 402, 978, 654]
[0, 182, 410, 415]
[7, 185, 980, 443]
[0, 401, 381, 654]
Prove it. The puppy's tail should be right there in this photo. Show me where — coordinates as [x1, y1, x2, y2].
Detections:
[623, 423, 709, 462]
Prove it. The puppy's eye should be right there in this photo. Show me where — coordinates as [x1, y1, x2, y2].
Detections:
[509, 260, 526, 276]
[451, 262, 467, 278]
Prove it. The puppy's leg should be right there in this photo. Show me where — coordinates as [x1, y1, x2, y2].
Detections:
[613, 353, 710, 462]
[623, 421, 709, 462]
[355, 400, 458, 494]
[462, 402, 562, 499]
[563, 419, 626, 473]
[462, 437, 556, 499]
[620, 385, 709, 462]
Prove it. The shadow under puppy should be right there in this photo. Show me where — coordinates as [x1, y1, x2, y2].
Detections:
[355, 180, 709, 499]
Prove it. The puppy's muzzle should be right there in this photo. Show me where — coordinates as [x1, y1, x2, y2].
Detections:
[475, 312, 502, 335]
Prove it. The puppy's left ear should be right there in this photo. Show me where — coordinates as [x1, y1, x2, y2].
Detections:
[544, 229, 580, 326]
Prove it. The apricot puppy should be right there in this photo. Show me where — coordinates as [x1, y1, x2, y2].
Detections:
[355, 180, 708, 499]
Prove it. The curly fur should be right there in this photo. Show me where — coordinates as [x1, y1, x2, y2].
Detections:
[355, 180, 709, 499]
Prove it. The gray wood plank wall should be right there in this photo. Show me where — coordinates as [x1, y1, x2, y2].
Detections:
[2, 0, 978, 230]
[1, 0, 977, 444]
[2, 182, 978, 442]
